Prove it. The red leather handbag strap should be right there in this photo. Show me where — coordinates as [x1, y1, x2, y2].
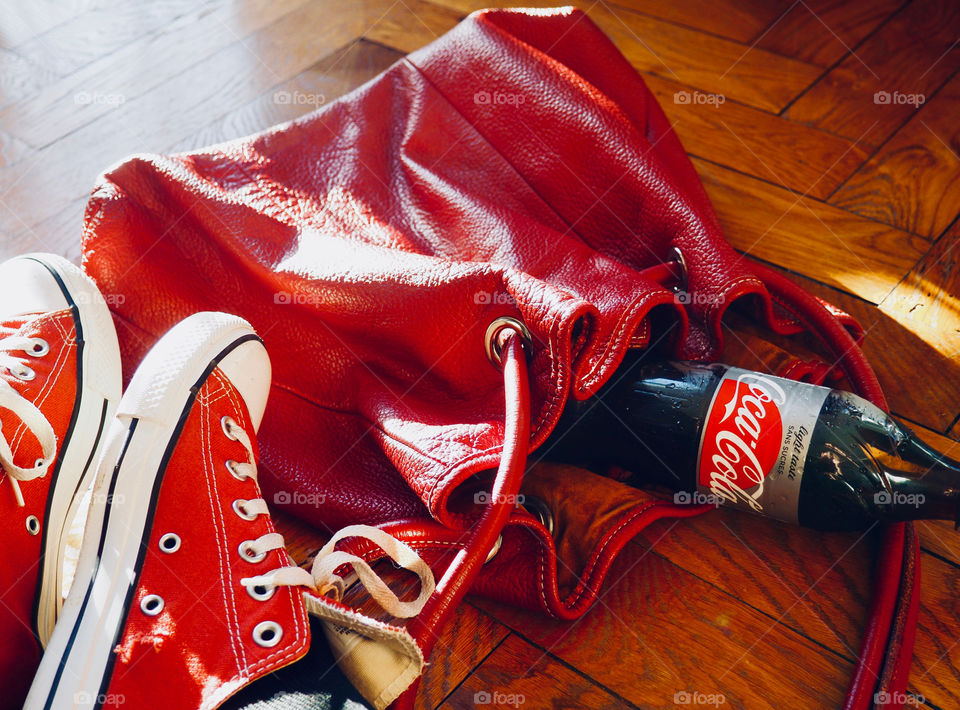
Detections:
[751, 262, 919, 710]
[393, 333, 531, 710]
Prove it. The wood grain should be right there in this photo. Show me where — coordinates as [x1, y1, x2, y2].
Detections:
[428, 0, 823, 112]
[0, 0, 369, 236]
[879, 221, 960, 365]
[621, 490, 960, 705]
[0, 1, 99, 50]
[692, 157, 928, 302]
[627, 505, 872, 665]
[785, 0, 960, 148]
[610, 0, 788, 44]
[0, 0, 314, 148]
[0, 47, 59, 109]
[730, 261, 960, 433]
[912, 549, 960, 704]
[2, 1, 958, 707]
[830, 72, 960, 238]
[169, 40, 402, 154]
[755, 0, 904, 68]
[442, 634, 628, 709]
[472, 542, 853, 708]
[363, 0, 461, 54]
[644, 73, 869, 199]
[9, 0, 214, 80]
[416, 605, 511, 710]
[0, 128, 30, 170]
[1, 203, 84, 264]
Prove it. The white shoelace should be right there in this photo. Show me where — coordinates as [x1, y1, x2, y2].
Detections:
[226, 420, 435, 619]
[0, 335, 56, 507]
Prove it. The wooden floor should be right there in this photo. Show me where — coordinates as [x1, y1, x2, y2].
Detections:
[2, 1, 958, 708]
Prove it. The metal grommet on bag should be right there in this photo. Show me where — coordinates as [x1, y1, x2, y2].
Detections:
[667, 246, 688, 294]
[483, 534, 503, 564]
[522, 496, 555, 538]
[484, 316, 532, 368]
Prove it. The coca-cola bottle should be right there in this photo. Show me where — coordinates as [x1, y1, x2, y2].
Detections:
[546, 353, 960, 531]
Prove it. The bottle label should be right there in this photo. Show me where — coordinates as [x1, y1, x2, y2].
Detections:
[696, 368, 829, 524]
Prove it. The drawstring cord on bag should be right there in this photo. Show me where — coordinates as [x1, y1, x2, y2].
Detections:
[391, 323, 532, 710]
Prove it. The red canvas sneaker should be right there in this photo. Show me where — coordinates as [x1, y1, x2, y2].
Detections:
[0, 253, 121, 710]
[26, 312, 313, 710]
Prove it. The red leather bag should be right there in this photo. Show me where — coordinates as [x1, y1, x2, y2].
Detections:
[81, 7, 919, 709]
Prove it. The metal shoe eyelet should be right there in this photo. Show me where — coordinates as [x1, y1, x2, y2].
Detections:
[484, 316, 532, 368]
[226, 460, 249, 481]
[34, 458, 45, 469]
[27, 339, 50, 357]
[221, 416, 239, 440]
[25, 515, 40, 535]
[158, 533, 181, 553]
[12, 365, 35, 381]
[246, 583, 276, 602]
[140, 594, 164, 616]
[252, 620, 283, 648]
[232, 499, 257, 521]
[238, 540, 267, 564]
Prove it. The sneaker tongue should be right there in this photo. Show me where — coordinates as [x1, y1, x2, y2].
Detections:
[0, 313, 47, 333]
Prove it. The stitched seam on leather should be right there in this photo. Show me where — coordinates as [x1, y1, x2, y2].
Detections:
[538, 538, 553, 616]
[563, 500, 663, 608]
[707, 274, 765, 322]
[578, 287, 671, 391]
[425, 303, 566, 518]
[780, 360, 803, 380]
[766, 292, 803, 331]
[767, 291, 840, 359]
[768, 292, 809, 330]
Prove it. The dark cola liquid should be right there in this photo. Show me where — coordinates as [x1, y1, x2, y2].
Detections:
[544, 353, 960, 531]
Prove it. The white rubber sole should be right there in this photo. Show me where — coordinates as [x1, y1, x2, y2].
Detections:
[18, 254, 123, 648]
[25, 312, 268, 710]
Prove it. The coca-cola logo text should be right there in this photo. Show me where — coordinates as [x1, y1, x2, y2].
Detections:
[699, 374, 786, 512]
